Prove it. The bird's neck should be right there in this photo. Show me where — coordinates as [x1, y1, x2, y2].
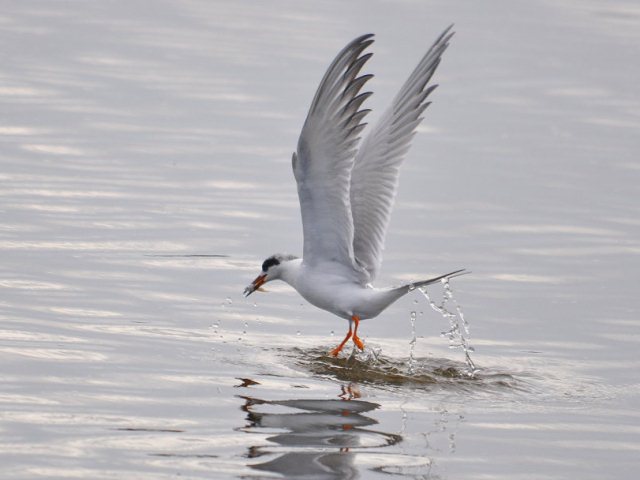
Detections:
[278, 258, 303, 289]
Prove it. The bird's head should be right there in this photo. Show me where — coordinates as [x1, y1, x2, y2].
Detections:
[243, 253, 299, 297]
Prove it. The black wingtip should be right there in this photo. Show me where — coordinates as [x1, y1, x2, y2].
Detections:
[437, 24, 456, 45]
[447, 269, 471, 280]
[350, 33, 375, 47]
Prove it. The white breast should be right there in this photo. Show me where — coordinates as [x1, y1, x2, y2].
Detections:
[280, 260, 405, 321]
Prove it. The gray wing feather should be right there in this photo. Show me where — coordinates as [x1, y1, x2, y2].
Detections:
[350, 26, 454, 281]
[294, 34, 375, 273]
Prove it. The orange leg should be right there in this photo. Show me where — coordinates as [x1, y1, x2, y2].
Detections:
[330, 315, 365, 357]
[330, 323, 353, 357]
[352, 315, 365, 351]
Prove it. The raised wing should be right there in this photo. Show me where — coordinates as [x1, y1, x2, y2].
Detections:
[350, 26, 454, 281]
[293, 34, 375, 273]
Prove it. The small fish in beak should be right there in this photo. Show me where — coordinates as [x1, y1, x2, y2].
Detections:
[243, 273, 267, 297]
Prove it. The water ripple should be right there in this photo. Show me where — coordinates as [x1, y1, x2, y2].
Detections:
[291, 347, 520, 394]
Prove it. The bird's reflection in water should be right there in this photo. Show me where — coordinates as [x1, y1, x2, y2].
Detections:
[239, 384, 409, 479]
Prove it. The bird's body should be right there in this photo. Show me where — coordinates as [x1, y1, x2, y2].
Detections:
[244, 27, 466, 356]
[277, 258, 405, 320]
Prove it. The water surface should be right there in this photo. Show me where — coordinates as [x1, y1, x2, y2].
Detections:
[1, 0, 639, 478]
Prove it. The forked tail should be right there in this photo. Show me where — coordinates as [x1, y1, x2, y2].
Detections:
[410, 269, 470, 290]
[370, 269, 469, 319]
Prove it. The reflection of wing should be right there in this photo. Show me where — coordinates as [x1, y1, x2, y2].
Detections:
[293, 34, 374, 273]
[350, 26, 454, 281]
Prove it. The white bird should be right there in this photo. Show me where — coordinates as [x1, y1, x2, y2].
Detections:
[244, 26, 466, 356]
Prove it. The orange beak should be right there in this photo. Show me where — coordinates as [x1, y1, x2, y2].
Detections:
[243, 273, 267, 297]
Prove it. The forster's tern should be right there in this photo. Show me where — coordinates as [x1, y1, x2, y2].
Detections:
[244, 26, 466, 356]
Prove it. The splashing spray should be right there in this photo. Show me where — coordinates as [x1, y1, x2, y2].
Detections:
[408, 310, 417, 375]
[419, 279, 477, 376]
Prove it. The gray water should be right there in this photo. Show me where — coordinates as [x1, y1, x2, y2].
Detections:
[1, 1, 639, 478]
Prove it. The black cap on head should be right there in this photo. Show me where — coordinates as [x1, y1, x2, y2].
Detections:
[261, 256, 280, 273]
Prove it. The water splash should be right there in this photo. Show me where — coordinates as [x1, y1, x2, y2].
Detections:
[349, 342, 382, 364]
[408, 311, 417, 375]
[419, 280, 478, 376]
[293, 347, 515, 392]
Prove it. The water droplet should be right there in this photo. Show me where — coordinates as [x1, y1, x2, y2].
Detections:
[296, 330, 301, 336]
[330, 330, 335, 337]
[407, 311, 418, 375]
[420, 276, 476, 375]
